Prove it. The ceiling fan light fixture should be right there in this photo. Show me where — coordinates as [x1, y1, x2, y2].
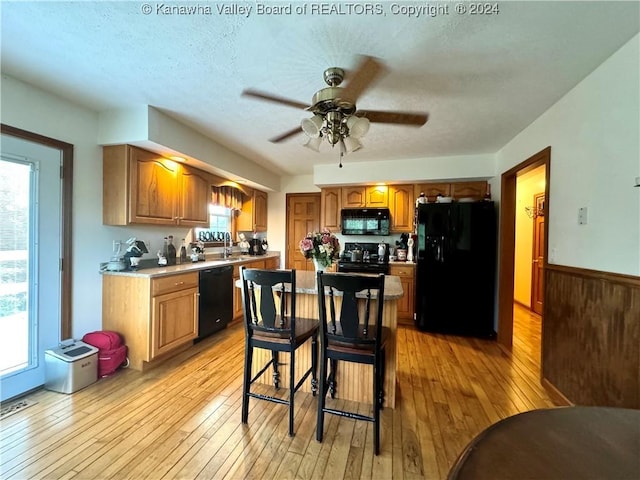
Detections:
[343, 136, 362, 153]
[346, 115, 370, 138]
[304, 136, 323, 152]
[301, 114, 323, 138]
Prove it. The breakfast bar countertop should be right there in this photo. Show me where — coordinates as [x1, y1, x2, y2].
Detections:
[247, 269, 404, 299]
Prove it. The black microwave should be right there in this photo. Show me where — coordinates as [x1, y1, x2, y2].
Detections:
[341, 208, 391, 236]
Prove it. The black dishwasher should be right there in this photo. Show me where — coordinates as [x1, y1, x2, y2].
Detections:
[196, 265, 233, 341]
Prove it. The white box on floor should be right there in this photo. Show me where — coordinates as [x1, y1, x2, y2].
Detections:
[45, 340, 99, 394]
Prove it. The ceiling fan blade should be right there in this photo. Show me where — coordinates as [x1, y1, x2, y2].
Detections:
[242, 89, 310, 110]
[340, 55, 388, 104]
[269, 126, 303, 143]
[357, 109, 429, 126]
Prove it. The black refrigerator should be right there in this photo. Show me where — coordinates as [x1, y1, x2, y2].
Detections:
[415, 202, 496, 337]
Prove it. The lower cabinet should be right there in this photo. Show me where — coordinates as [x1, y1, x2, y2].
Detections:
[102, 271, 199, 371]
[389, 264, 415, 325]
[102, 256, 281, 370]
[151, 286, 198, 358]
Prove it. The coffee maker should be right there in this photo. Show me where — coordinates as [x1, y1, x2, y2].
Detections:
[249, 237, 264, 255]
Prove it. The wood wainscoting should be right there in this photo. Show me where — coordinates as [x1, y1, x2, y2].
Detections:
[543, 264, 640, 408]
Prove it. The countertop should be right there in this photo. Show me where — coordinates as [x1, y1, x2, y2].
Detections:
[100, 252, 281, 278]
[388, 261, 416, 267]
[235, 269, 404, 300]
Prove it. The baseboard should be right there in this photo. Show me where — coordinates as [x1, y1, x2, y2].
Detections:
[541, 377, 573, 406]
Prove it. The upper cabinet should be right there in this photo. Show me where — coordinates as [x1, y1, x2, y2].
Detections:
[389, 184, 414, 232]
[414, 182, 451, 203]
[366, 185, 389, 207]
[320, 187, 341, 231]
[451, 181, 488, 200]
[237, 188, 268, 232]
[341, 185, 388, 208]
[414, 181, 488, 202]
[103, 145, 210, 226]
[341, 186, 366, 207]
[177, 165, 211, 226]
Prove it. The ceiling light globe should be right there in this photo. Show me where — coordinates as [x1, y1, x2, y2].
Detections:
[346, 116, 370, 138]
[343, 136, 363, 153]
[301, 115, 323, 138]
[304, 136, 322, 152]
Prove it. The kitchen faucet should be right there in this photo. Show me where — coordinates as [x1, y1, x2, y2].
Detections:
[223, 232, 232, 258]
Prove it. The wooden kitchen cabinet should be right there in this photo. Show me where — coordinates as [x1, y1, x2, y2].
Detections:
[389, 264, 415, 325]
[389, 184, 415, 232]
[366, 185, 388, 207]
[341, 185, 388, 208]
[342, 186, 366, 207]
[413, 181, 488, 203]
[237, 188, 268, 232]
[177, 165, 211, 226]
[320, 187, 341, 231]
[264, 256, 280, 269]
[103, 145, 209, 227]
[102, 271, 199, 371]
[151, 285, 198, 358]
[451, 181, 487, 200]
[414, 182, 451, 203]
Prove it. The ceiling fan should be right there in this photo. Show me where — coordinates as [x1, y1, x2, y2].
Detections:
[241, 55, 429, 166]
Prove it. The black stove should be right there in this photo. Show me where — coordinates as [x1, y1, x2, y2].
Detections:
[337, 242, 390, 275]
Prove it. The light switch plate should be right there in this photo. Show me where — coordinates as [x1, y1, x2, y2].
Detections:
[578, 207, 588, 225]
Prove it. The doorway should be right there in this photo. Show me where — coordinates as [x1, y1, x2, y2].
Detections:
[497, 147, 550, 351]
[285, 193, 320, 271]
[0, 125, 73, 402]
[514, 167, 546, 314]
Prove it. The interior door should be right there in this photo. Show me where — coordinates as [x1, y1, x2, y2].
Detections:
[0, 135, 62, 401]
[286, 194, 320, 271]
[531, 193, 545, 315]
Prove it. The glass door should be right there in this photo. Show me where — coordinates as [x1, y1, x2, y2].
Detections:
[1, 135, 62, 401]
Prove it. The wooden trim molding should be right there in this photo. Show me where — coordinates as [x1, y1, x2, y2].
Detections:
[542, 264, 640, 408]
[546, 263, 640, 287]
[497, 146, 551, 348]
[1, 124, 74, 339]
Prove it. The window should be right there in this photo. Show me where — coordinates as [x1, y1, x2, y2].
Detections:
[194, 205, 233, 243]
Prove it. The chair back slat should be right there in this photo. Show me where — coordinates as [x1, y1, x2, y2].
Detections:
[317, 271, 385, 348]
[258, 284, 278, 328]
[241, 267, 296, 338]
[338, 290, 360, 338]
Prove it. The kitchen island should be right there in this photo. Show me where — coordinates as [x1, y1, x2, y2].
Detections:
[237, 269, 403, 408]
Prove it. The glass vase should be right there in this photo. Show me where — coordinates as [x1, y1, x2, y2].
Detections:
[313, 258, 326, 272]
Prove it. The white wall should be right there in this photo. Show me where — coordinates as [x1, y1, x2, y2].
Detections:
[2, 76, 202, 337]
[314, 153, 496, 186]
[496, 34, 640, 276]
[2, 75, 101, 337]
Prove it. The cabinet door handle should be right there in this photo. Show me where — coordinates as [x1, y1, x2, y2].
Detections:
[174, 281, 184, 286]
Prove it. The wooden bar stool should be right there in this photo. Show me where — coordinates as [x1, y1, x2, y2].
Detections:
[240, 267, 318, 436]
[315, 271, 389, 455]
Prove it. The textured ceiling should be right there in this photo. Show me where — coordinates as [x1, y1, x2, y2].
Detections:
[2, 1, 639, 176]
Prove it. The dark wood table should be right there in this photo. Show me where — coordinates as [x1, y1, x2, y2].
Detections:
[447, 406, 640, 480]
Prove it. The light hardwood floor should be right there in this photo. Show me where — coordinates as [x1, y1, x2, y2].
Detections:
[1, 306, 556, 479]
